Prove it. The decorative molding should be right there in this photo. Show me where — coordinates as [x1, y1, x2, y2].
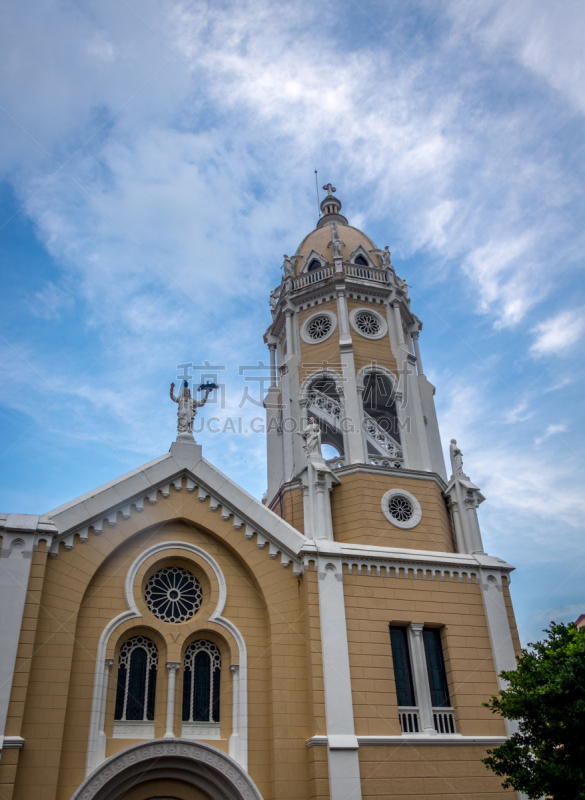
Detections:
[306, 735, 508, 747]
[300, 249, 328, 273]
[381, 488, 422, 530]
[1, 736, 25, 749]
[86, 542, 249, 776]
[299, 541, 513, 584]
[45, 472, 302, 577]
[74, 739, 264, 800]
[112, 722, 154, 740]
[300, 309, 338, 345]
[349, 307, 388, 340]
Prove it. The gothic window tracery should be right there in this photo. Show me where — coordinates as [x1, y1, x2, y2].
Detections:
[182, 640, 221, 724]
[114, 636, 158, 722]
[145, 567, 202, 623]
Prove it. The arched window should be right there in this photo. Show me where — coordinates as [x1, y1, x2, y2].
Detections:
[307, 259, 322, 272]
[114, 636, 157, 722]
[182, 640, 221, 725]
[354, 255, 368, 266]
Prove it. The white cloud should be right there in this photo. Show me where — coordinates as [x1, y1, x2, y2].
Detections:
[530, 308, 585, 356]
[29, 281, 74, 320]
[535, 423, 567, 446]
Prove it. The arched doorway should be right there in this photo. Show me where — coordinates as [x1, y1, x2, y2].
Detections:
[72, 740, 264, 800]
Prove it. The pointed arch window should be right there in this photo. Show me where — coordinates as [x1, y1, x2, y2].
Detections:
[114, 636, 157, 736]
[307, 259, 322, 272]
[182, 640, 221, 738]
[354, 255, 368, 266]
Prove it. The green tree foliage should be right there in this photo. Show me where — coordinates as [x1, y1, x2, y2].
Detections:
[482, 622, 585, 800]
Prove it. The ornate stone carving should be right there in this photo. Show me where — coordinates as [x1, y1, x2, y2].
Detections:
[298, 417, 322, 458]
[449, 439, 466, 478]
[328, 222, 345, 260]
[73, 739, 263, 800]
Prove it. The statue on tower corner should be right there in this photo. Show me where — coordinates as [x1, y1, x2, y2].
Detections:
[298, 417, 322, 458]
[282, 254, 301, 281]
[328, 222, 345, 260]
[449, 439, 468, 479]
[170, 380, 215, 439]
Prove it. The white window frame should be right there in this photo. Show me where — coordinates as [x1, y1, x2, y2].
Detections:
[381, 488, 422, 529]
[300, 310, 338, 345]
[349, 307, 388, 340]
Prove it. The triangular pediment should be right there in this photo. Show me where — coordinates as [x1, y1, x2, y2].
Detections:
[45, 441, 305, 571]
[348, 244, 375, 267]
[300, 249, 328, 273]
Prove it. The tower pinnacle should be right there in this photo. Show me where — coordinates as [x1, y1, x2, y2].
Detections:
[317, 182, 349, 228]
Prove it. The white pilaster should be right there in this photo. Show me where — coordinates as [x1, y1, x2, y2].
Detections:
[444, 478, 485, 554]
[0, 528, 35, 758]
[229, 664, 240, 762]
[95, 658, 113, 765]
[317, 553, 362, 800]
[412, 330, 447, 480]
[164, 661, 180, 738]
[408, 624, 435, 735]
[477, 564, 518, 737]
[300, 456, 340, 541]
[268, 343, 277, 387]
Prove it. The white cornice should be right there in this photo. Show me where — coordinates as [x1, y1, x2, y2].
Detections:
[306, 735, 508, 747]
[300, 539, 514, 581]
[34, 442, 304, 572]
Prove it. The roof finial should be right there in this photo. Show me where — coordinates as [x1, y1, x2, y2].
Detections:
[317, 183, 348, 229]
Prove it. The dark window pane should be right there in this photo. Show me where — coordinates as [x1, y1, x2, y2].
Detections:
[114, 665, 127, 720]
[212, 666, 221, 722]
[423, 628, 450, 708]
[193, 651, 211, 721]
[308, 259, 321, 272]
[389, 626, 415, 707]
[182, 667, 192, 721]
[126, 648, 147, 720]
[355, 255, 368, 266]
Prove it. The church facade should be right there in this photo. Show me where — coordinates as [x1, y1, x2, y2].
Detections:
[0, 187, 522, 800]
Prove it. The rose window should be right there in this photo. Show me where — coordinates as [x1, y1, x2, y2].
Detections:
[388, 495, 413, 522]
[145, 567, 202, 623]
[355, 311, 381, 336]
[307, 315, 332, 341]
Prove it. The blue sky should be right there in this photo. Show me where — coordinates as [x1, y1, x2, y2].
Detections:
[1, 0, 584, 645]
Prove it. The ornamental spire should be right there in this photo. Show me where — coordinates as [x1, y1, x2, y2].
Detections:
[317, 182, 349, 229]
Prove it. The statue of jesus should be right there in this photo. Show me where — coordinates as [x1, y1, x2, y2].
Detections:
[170, 381, 212, 436]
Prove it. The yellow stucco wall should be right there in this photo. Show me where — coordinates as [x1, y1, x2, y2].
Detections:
[331, 471, 454, 552]
[7, 486, 314, 800]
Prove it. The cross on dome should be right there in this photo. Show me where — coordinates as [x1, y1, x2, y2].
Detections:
[317, 182, 348, 228]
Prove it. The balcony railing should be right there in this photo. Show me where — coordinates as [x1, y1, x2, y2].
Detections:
[398, 707, 420, 733]
[293, 266, 334, 289]
[369, 455, 403, 469]
[291, 263, 389, 291]
[433, 707, 456, 734]
[398, 706, 457, 735]
[343, 263, 388, 282]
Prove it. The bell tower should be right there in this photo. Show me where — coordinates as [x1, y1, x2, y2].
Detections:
[264, 185, 452, 547]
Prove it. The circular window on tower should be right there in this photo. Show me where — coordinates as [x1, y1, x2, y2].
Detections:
[349, 307, 388, 339]
[381, 489, 422, 529]
[301, 310, 338, 344]
[145, 567, 202, 623]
